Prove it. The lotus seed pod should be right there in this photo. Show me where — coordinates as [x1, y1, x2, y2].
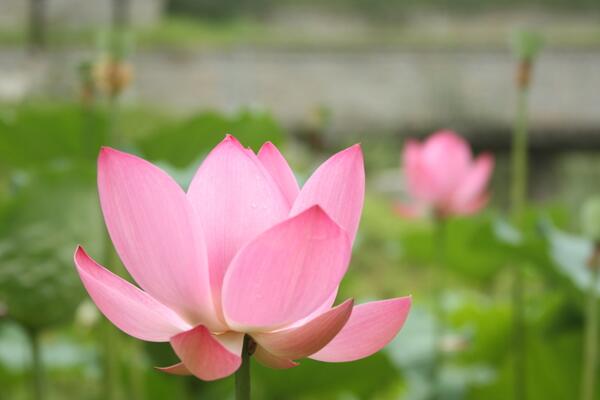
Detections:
[510, 30, 544, 62]
[581, 196, 600, 242]
[93, 56, 133, 98]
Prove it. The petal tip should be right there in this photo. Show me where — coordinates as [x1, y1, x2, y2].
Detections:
[345, 143, 363, 158]
[98, 146, 121, 160]
[222, 134, 242, 146]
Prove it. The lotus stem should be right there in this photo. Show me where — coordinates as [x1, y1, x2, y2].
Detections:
[510, 67, 530, 400]
[101, 239, 122, 400]
[581, 247, 599, 400]
[27, 328, 44, 400]
[431, 214, 446, 399]
[235, 335, 252, 400]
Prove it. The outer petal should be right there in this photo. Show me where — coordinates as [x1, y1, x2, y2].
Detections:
[252, 299, 354, 359]
[287, 289, 338, 329]
[290, 145, 364, 243]
[450, 193, 490, 216]
[254, 346, 299, 369]
[449, 153, 494, 213]
[310, 297, 412, 362]
[258, 142, 300, 207]
[156, 362, 191, 376]
[403, 139, 436, 203]
[98, 147, 220, 330]
[187, 136, 288, 312]
[74, 247, 191, 342]
[222, 206, 352, 331]
[170, 326, 243, 381]
[420, 131, 471, 200]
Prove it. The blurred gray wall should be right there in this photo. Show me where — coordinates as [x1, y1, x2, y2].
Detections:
[0, 48, 598, 141]
[0, 0, 164, 28]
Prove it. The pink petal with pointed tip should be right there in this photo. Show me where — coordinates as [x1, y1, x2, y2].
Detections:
[254, 346, 299, 369]
[170, 326, 243, 381]
[258, 142, 300, 207]
[74, 246, 191, 342]
[310, 296, 412, 362]
[449, 153, 494, 214]
[97, 148, 221, 330]
[290, 145, 365, 243]
[156, 362, 191, 376]
[187, 135, 289, 313]
[253, 299, 354, 359]
[222, 206, 351, 331]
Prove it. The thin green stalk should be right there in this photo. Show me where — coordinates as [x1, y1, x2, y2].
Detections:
[581, 253, 599, 400]
[510, 81, 530, 400]
[101, 239, 121, 400]
[101, 318, 121, 400]
[107, 96, 121, 147]
[235, 335, 252, 400]
[128, 340, 145, 400]
[511, 88, 529, 219]
[27, 328, 44, 400]
[431, 214, 446, 399]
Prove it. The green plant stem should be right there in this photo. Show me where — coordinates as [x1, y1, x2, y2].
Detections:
[107, 96, 121, 147]
[581, 257, 599, 400]
[431, 214, 446, 399]
[511, 88, 529, 219]
[27, 328, 44, 400]
[235, 335, 252, 400]
[101, 239, 121, 400]
[129, 340, 145, 400]
[511, 85, 529, 400]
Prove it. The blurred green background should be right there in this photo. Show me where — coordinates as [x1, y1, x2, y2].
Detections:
[0, 0, 599, 399]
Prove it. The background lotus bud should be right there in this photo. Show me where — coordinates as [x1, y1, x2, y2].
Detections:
[510, 30, 543, 89]
[92, 56, 133, 98]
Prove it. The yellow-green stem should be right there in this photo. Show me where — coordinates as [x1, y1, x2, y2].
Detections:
[510, 83, 529, 400]
[431, 215, 446, 399]
[27, 328, 44, 400]
[581, 255, 599, 400]
[101, 242, 122, 400]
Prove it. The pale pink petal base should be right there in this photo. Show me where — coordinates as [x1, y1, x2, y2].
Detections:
[310, 297, 412, 362]
[74, 247, 190, 342]
[252, 299, 354, 359]
[170, 326, 243, 381]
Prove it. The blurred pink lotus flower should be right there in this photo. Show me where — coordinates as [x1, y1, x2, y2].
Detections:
[396, 130, 494, 218]
[74, 135, 411, 381]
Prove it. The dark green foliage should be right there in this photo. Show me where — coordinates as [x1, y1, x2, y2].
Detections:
[0, 103, 108, 171]
[138, 109, 284, 168]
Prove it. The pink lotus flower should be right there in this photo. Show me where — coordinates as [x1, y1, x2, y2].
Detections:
[397, 130, 494, 218]
[74, 135, 411, 381]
